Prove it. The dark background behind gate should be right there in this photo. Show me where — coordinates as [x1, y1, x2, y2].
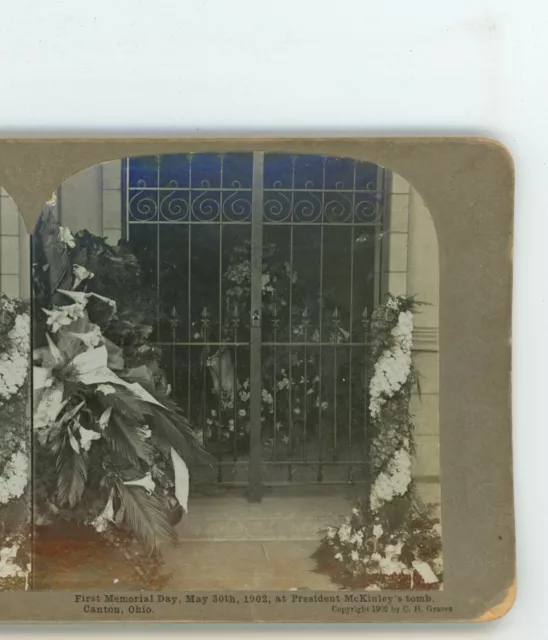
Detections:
[122, 153, 389, 489]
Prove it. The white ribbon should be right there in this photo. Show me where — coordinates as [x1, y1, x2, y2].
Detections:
[170, 447, 189, 514]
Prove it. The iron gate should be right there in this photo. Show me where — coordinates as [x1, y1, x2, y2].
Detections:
[124, 152, 388, 500]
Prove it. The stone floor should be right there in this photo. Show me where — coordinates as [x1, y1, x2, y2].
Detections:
[162, 540, 335, 590]
[162, 485, 355, 590]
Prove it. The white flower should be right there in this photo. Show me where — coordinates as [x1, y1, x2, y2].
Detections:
[334, 553, 343, 561]
[0, 313, 30, 405]
[79, 425, 101, 451]
[193, 333, 201, 340]
[350, 550, 360, 562]
[72, 264, 94, 289]
[370, 446, 412, 512]
[326, 527, 336, 539]
[371, 553, 382, 562]
[293, 407, 301, 415]
[0, 543, 26, 580]
[338, 523, 352, 543]
[138, 426, 152, 440]
[239, 409, 246, 417]
[373, 524, 383, 538]
[43, 303, 86, 333]
[91, 490, 115, 533]
[0, 448, 28, 506]
[69, 324, 102, 349]
[58, 226, 75, 248]
[97, 384, 116, 396]
[369, 310, 413, 419]
[352, 507, 360, 516]
[321, 401, 328, 410]
[123, 472, 156, 494]
[350, 531, 364, 547]
[98, 407, 112, 430]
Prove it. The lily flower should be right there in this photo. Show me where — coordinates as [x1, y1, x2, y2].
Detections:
[58, 226, 75, 249]
[72, 264, 94, 289]
[90, 489, 115, 533]
[79, 425, 101, 451]
[98, 407, 112, 430]
[123, 472, 156, 495]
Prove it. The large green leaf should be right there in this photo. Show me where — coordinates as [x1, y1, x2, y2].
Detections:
[146, 406, 213, 468]
[105, 414, 155, 465]
[135, 381, 214, 468]
[116, 482, 176, 551]
[56, 442, 88, 508]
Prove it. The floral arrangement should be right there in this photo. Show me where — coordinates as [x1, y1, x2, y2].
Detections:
[32, 211, 212, 555]
[313, 294, 443, 590]
[0, 295, 31, 590]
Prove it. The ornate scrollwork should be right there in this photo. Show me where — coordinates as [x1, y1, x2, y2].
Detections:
[223, 181, 252, 222]
[129, 188, 158, 221]
[192, 182, 221, 221]
[159, 180, 190, 221]
[323, 183, 353, 223]
[354, 194, 383, 223]
[293, 184, 322, 223]
[264, 182, 292, 222]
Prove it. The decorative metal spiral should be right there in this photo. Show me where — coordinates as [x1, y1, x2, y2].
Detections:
[264, 182, 292, 222]
[323, 183, 353, 223]
[223, 181, 252, 222]
[293, 184, 322, 223]
[159, 180, 190, 221]
[129, 185, 158, 221]
[192, 181, 221, 221]
[354, 195, 383, 223]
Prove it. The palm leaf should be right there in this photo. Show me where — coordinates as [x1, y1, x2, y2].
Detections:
[116, 481, 176, 551]
[134, 381, 214, 467]
[56, 442, 88, 508]
[105, 414, 155, 465]
[145, 405, 214, 468]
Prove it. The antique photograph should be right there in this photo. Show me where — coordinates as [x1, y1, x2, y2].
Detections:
[0, 151, 443, 593]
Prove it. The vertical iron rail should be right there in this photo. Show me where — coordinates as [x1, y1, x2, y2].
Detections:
[217, 155, 224, 474]
[287, 156, 296, 482]
[317, 156, 326, 482]
[248, 151, 264, 501]
[232, 306, 240, 462]
[271, 304, 279, 462]
[332, 308, 340, 460]
[373, 165, 384, 306]
[302, 307, 310, 463]
[155, 156, 161, 342]
[362, 307, 369, 480]
[187, 156, 193, 424]
[348, 160, 357, 481]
